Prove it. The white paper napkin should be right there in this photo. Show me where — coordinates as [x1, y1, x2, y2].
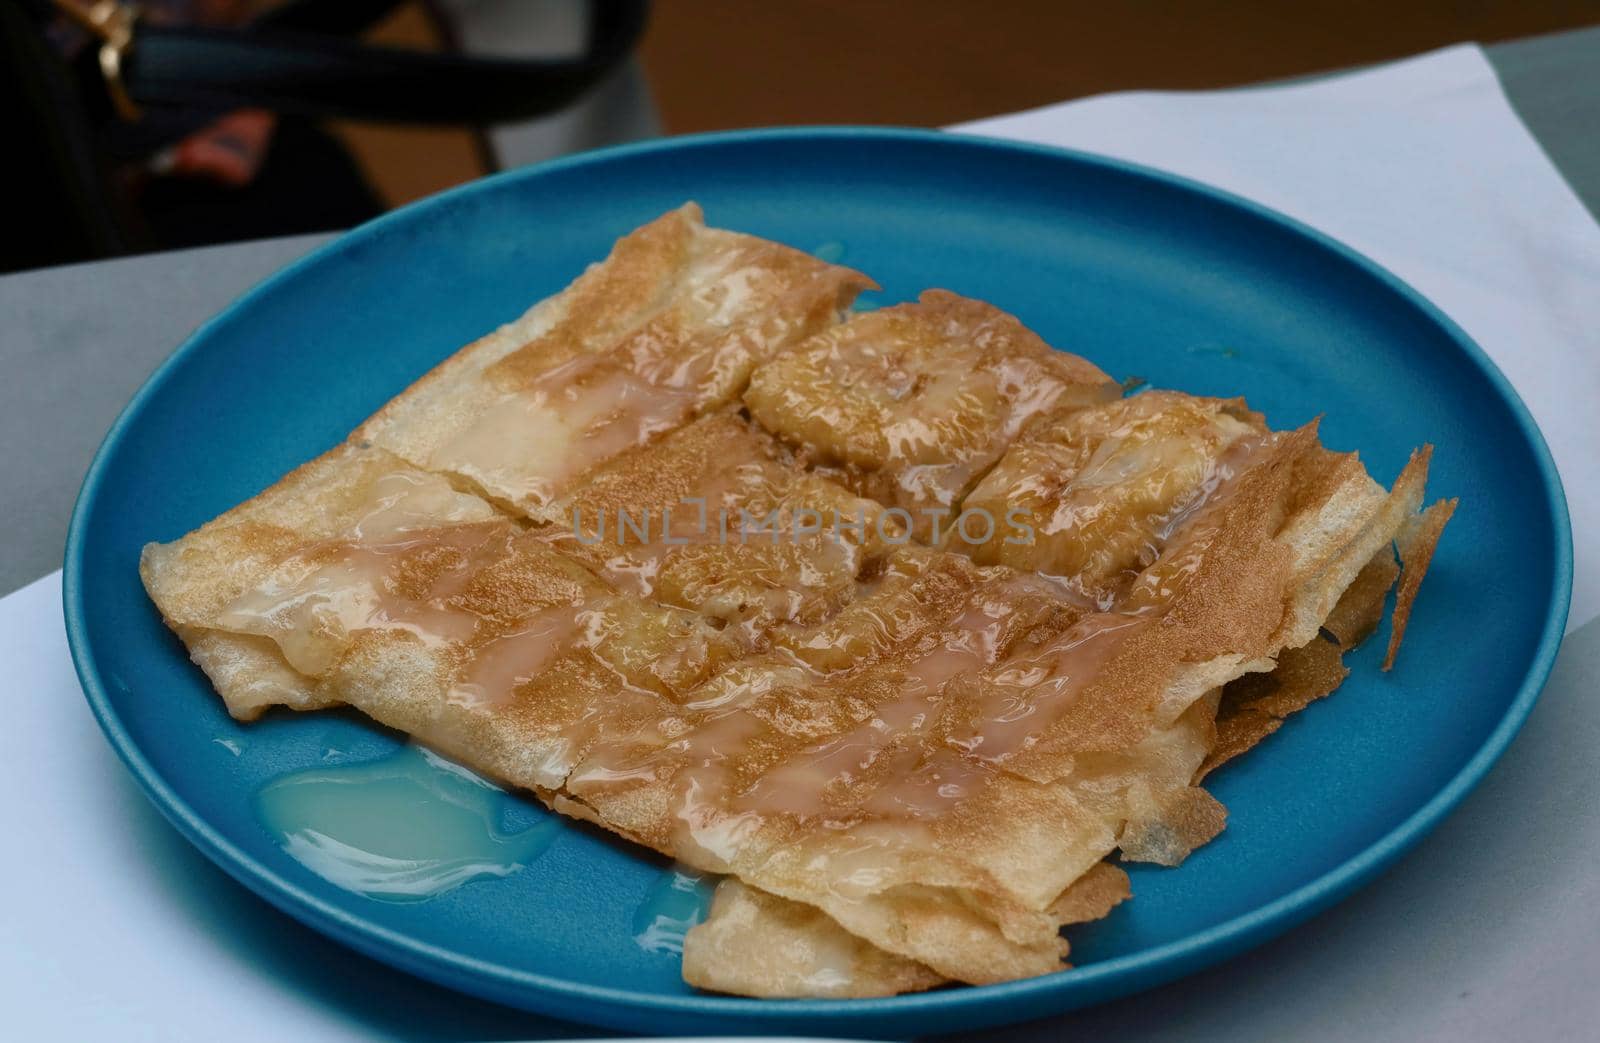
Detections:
[959, 43, 1600, 630]
[0, 571, 432, 1040]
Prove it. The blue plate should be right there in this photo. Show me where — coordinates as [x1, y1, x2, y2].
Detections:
[64, 128, 1571, 1037]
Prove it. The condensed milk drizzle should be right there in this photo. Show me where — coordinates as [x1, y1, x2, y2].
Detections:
[219, 408, 1279, 853]
[662, 429, 1282, 834]
[216, 522, 503, 676]
[217, 469, 611, 707]
[438, 355, 702, 512]
[433, 228, 868, 514]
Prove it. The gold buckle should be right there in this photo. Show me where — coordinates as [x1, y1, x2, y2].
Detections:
[52, 0, 143, 121]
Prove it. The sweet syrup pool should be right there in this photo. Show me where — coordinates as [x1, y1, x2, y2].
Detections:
[256, 744, 561, 902]
[632, 865, 714, 955]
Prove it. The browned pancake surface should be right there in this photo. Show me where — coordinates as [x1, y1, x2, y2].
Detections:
[139, 206, 1451, 997]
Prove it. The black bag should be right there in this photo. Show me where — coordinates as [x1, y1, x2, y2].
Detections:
[4, 0, 649, 271]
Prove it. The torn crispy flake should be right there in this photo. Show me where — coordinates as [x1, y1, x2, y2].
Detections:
[1325, 550, 1402, 648]
[1049, 861, 1132, 925]
[1202, 638, 1347, 779]
[1385, 495, 1458, 670]
[1201, 545, 1399, 779]
[1118, 785, 1228, 867]
[138, 206, 1454, 998]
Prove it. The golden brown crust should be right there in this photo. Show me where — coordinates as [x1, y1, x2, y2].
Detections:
[354, 203, 875, 517]
[746, 290, 1117, 539]
[487, 206, 704, 388]
[539, 411, 896, 645]
[960, 391, 1266, 601]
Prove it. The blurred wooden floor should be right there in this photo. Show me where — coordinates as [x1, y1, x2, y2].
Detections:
[350, 1, 1600, 205]
[640, 1, 1599, 131]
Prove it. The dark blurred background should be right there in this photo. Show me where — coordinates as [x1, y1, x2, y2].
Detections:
[359, 0, 1600, 204]
[9, 0, 1599, 271]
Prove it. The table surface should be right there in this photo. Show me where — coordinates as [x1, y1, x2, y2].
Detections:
[5, 27, 1598, 1042]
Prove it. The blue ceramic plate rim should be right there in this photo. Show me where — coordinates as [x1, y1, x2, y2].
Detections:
[63, 127, 1573, 1030]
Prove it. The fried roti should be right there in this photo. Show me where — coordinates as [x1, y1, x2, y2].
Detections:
[139, 206, 1452, 999]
